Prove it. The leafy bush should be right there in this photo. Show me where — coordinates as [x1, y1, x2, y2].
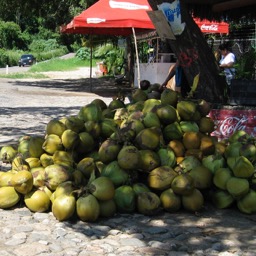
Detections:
[0, 21, 27, 50]
[234, 47, 256, 80]
[75, 47, 92, 60]
[94, 43, 125, 75]
[29, 39, 62, 52]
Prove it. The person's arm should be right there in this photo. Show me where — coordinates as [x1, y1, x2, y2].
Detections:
[219, 62, 234, 68]
[160, 63, 177, 89]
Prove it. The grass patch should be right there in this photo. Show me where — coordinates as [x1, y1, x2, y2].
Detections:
[0, 72, 47, 79]
[30, 57, 97, 72]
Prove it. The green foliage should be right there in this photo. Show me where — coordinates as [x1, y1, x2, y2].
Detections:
[234, 47, 256, 80]
[76, 47, 92, 60]
[29, 39, 62, 52]
[0, 21, 27, 49]
[94, 43, 125, 75]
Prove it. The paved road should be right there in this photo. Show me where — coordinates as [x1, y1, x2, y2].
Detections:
[0, 53, 76, 75]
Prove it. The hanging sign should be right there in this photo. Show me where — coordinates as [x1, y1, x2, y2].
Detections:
[147, 10, 176, 40]
[157, 0, 185, 35]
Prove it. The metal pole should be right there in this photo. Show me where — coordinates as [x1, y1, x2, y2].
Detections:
[132, 27, 140, 88]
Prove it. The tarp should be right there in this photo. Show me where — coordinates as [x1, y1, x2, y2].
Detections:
[62, 0, 155, 35]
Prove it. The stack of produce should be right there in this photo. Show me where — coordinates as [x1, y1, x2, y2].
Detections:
[0, 86, 256, 222]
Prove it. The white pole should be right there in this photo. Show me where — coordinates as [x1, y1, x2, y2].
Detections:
[132, 27, 140, 88]
[6, 65, 8, 74]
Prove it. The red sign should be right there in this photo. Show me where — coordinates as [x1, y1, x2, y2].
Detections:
[193, 18, 229, 34]
[209, 109, 256, 140]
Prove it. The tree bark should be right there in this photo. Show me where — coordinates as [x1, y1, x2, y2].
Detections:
[148, 0, 227, 103]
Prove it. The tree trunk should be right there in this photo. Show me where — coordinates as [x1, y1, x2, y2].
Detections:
[148, 0, 227, 103]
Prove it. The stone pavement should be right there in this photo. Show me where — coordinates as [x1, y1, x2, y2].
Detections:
[0, 75, 256, 256]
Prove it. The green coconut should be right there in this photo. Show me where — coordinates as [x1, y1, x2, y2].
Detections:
[157, 148, 176, 168]
[148, 166, 178, 190]
[213, 167, 233, 190]
[84, 120, 101, 139]
[227, 156, 254, 178]
[189, 164, 213, 189]
[142, 99, 161, 114]
[237, 189, 256, 214]
[52, 194, 76, 221]
[182, 188, 204, 212]
[224, 141, 243, 158]
[131, 88, 148, 103]
[78, 103, 102, 122]
[179, 121, 199, 133]
[0, 145, 17, 163]
[114, 185, 136, 213]
[24, 189, 51, 213]
[142, 112, 161, 128]
[201, 154, 226, 174]
[100, 118, 118, 139]
[42, 134, 63, 155]
[99, 199, 117, 218]
[137, 191, 161, 215]
[91, 98, 108, 111]
[89, 176, 115, 201]
[0, 186, 20, 209]
[30, 166, 46, 188]
[226, 176, 250, 199]
[178, 155, 201, 173]
[77, 157, 95, 178]
[155, 104, 178, 125]
[139, 149, 161, 172]
[160, 188, 181, 213]
[40, 153, 54, 167]
[44, 164, 71, 191]
[25, 157, 41, 169]
[61, 129, 79, 150]
[228, 130, 249, 143]
[117, 145, 140, 171]
[52, 150, 74, 168]
[176, 100, 197, 121]
[211, 189, 235, 209]
[171, 173, 195, 196]
[46, 119, 66, 137]
[65, 116, 85, 133]
[108, 99, 126, 110]
[76, 131, 95, 155]
[132, 183, 151, 196]
[10, 170, 34, 195]
[163, 122, 183, 141]
[101, 160, 129, 187]
[199, 116, 215, 134]
[160, 89, 178, 106]
[98, 139, 122, 164]
[135, 127, 161, 151]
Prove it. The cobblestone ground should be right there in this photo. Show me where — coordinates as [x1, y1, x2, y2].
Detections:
[0, 75, 256, 256]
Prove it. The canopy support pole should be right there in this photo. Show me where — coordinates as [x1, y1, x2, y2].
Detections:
[90, 34, 93, 92]
[132, 27, 140, 88]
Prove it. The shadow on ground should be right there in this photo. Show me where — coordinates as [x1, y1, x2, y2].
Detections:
[11, 77, 133, 98]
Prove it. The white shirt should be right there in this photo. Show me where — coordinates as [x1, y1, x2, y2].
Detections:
[219, 52, 236, 78]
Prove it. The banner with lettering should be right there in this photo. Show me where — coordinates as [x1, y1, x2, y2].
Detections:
[193, 18, 229, 34]
[209, 109, 256, 140]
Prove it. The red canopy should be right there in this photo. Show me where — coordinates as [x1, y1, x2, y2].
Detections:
[193, 18, 229, 34]
[61, 0, 229, 36]
[62, 0, 155, 36]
